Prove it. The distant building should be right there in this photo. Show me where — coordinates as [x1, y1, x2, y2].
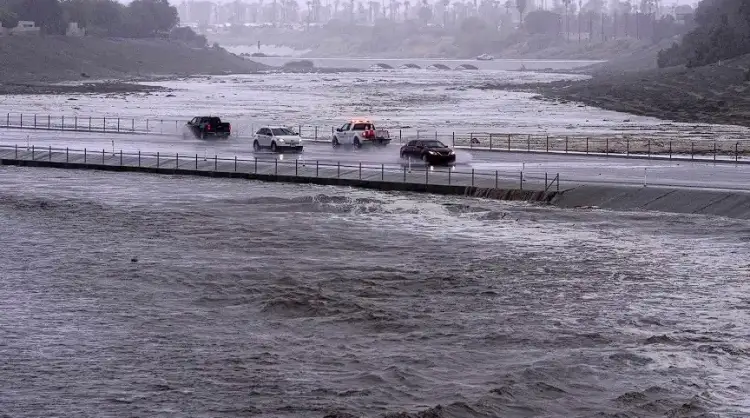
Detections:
[66, 22, 86, 37]
[0, 21, 41, 36]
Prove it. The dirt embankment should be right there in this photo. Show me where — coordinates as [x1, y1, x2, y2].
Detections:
[0, 36, 268, 94]
[539, 54, 750, 127]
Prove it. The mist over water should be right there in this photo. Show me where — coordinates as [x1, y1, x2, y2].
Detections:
[1, 166, 749, 417]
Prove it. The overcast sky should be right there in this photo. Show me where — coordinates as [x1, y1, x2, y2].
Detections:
[116, 0, 700, 4]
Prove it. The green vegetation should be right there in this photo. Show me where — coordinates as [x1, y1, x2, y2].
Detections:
[658, 0, 750, 68]
[0, 0, 205, 46]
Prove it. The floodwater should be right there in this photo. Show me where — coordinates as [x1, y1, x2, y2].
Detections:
[1, 69, 749, 140]
[2, 166, 749, 417]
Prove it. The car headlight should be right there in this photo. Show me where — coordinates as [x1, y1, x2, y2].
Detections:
[428, 150, 438, 155]
[278, 138, 285, 143]
[448, 150, 455, 155]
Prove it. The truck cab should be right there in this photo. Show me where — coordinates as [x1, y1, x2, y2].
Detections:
[183, 116, 231, 139]
[332, 119, 391, 148]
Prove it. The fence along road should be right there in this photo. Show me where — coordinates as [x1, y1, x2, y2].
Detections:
[3, 113, 750, 163]
[4, 143, 750, 192]
[0, 144, 562, 196]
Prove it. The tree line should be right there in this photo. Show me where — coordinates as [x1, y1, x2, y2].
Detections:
[0, 0, 203, 45]
[658, 0, 750, 68]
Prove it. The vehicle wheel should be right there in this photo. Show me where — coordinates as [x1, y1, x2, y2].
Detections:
[353, 138, 361, 148]
[253, 140, 261, 151]
[332, 137, 340, 148]
[421, 154, 429, 162]
[271, 142, 277, 153]
[400, 151, 407, 159]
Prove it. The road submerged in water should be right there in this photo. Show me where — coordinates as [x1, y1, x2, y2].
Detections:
[1, 166, 749, 417]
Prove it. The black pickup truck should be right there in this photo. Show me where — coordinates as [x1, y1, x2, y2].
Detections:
[183, 116, 231, 139]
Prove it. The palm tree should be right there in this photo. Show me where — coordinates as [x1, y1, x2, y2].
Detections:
[403, 0, 410, 20]
[516, 0, 526, 24]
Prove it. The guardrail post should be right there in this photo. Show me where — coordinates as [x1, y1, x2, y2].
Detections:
[452, 132, 455, 147]
[400, 129, 403, 143]
[175, 120, 178, 133]
[74, 116, 78, 131]
[176, 153, 179, 169]
[235, 156, 237, 172]
[62, 116, 65, 130]
[337, 162, 340, 178]
[138, 150, 141, 167]
[84, 148, 87, 163]
[606, 138, 609, 156]
[520, 171, 523, 190]
[34, 114, 37, 128]
[6, 113, 8, 126]
[157, 152, 160, 168]
[381, 163, 384, 181]
[495, 170, 498, 189]
[556, 173, 560, 192]
[31, 145, 34, 160]
[20, 114, 23, 128]
[586, 137, 589, 154]
[255, 157, 258, 174]
[669, 140, 672, 159]
[146, 119, 149, 132]
[66, 147, 68, 163]
[215, 155, 217, 171]
[314, 126, 318, 141]
[160, 120, 163, 134]
[195, 154, 198, 169]
[295, 159, 298, 176]
[132, 119, 135, 132]
[274, 158, 277, 175]
[48, 145, 51, 161]
[545, 172, 548, 189]
[648, 139, 651, 158]
[403, 165, 406, 182]
[546, 135, 549, 152]
[691, 142, 694, 160]
[102, 148, 105, 164]
[103, 117, 106, 132]
[359, 162, 362, 180]
[316, 160, 319, 177]
[713, 141, 717, 162]
[489, 133, 493, 150]
[88, 116, 91, 132]
[471, 169, 475, 187]
[736, 142, 739, 163]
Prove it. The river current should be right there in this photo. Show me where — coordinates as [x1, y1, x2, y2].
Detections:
[1, 166, 749, 417]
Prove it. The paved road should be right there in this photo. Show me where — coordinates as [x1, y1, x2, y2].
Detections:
[2, 129, 750, 191]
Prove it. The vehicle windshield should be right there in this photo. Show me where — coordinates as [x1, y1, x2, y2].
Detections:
[352, 123, 374, 130]
[422, 140, 447, 148]
[271, 128, 297, 136]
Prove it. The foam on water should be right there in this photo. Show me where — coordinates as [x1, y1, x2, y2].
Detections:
[1, 166, 750, 418]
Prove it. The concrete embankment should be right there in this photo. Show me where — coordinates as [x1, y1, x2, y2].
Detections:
[553, 184, 750, 219]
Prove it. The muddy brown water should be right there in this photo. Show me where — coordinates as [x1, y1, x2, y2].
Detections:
[1, 166, 749, 417]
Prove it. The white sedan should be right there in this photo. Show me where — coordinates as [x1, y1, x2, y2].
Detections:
[253, 126, 304, 153]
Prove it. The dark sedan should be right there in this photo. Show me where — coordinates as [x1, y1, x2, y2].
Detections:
[400, 139, 456, 165]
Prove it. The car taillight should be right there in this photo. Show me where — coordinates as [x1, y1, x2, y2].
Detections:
[206, 124, 211, 131]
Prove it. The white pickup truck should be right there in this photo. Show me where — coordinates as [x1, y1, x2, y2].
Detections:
[253, 126, 304, 153]
[332, 119, 391, 148]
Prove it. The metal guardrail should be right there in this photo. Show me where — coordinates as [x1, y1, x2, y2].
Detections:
[2, 113, 749, 162]
[0, 144, 562, 192]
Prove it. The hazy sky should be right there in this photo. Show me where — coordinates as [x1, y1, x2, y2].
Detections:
[116, 0, 700, 4]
